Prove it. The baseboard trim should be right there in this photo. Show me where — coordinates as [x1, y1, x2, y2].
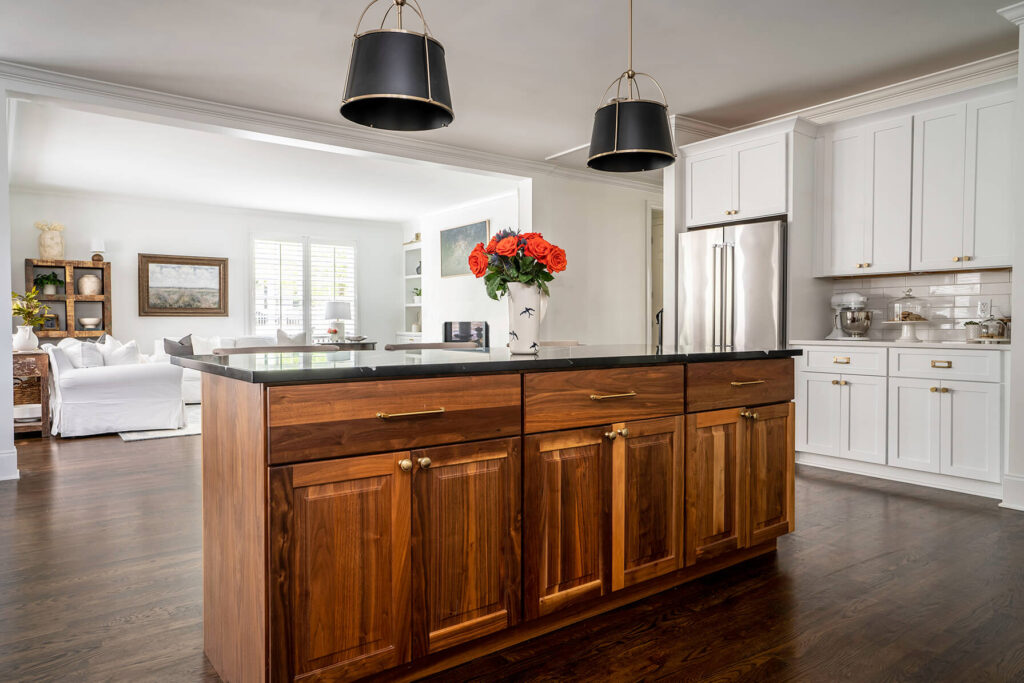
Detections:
[999, 473, 1024, 511]
[796, 452, 1002, 500]
[0, 447, 20, 481]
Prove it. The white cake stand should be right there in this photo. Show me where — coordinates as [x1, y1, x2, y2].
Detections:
[882, 320, 928, 343]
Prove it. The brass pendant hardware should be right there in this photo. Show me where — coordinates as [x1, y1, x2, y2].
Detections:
[377, 407, 446, 419]
[590, 391, 638, 401]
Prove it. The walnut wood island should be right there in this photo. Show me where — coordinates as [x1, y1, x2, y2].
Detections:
[174, 345, 801, 683]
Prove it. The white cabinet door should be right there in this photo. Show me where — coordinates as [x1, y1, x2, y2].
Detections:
[822, 130, 865, 276]
[963, 94, 1014, 268]
[888, 377, 941, 473]
[839, 375, 887, 464]
[733, 134, 787, 221]
[795, 372, 841, 456]
[686, 149, 733, 227]
[940, 380, 1001, 483]
[911, 104, 967, 271]
[864, 117, 912, 274]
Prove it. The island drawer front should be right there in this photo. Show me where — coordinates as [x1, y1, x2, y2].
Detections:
[888, 348, 1002, 382]
[523, 365, 685, 433]
[800, 345, 887, 376]
[267, 374, 521, 463]
[685, 359, 794, 413]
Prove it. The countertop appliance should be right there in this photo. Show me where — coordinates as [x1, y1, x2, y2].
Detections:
[827, 292, 871, 340]
[677, 218, 786, 352]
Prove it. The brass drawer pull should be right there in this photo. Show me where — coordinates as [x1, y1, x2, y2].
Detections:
[931, 360, 952, 369]
[833, 357, 850, 364]
[730, 380, 767, 386]
[376, 407, 446, 419]
[590, 391, 637, 401]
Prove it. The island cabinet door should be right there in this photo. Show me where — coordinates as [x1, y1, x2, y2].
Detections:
[610, 416, 684, 591]
[684, 408, 747, 566]
[268, 452, 412, 683]
[523, 427, 611, 620]
[410, 437, 521, 657]
[746, 403, 795, 547]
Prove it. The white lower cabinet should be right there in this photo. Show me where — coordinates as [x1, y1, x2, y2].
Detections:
[887, 377, 1001, 483]
[796, 372, 886, 464]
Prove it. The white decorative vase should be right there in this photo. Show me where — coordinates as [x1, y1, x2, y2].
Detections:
[35, 222, 65, 259]
[41, 284, 57, 296]
[77, 274, 102, 295]
[507, 282, 548, 354]
[13, 325, 39, 352]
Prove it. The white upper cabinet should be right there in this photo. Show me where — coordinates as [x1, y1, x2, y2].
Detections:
[818, 117, 912, 277]
[963, 94, 1014, 269]
[911, 93, 1014, 271]
[685, 133, 787, 227]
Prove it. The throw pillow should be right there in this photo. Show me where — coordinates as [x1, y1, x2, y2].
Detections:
[276, 329, 307, 345]
[57, 338, 103, 369]
[164, 334, 194, 357]
[98, 337, 141, 366]
[190, 335, 222, 356]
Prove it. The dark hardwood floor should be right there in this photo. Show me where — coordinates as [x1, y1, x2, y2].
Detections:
[2, 434, 1024, 681]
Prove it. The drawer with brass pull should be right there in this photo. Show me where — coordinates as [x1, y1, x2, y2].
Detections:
[524, 365, 685, 433]
[888, 347, 1002, 383]
[685, 358, 793, 412]
[267, 374, 522, 463]
[798, 345, 887, 376]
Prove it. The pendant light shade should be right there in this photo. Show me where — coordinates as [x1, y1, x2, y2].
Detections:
[587, 1, 675, 173]
[340, 0, 453, 131]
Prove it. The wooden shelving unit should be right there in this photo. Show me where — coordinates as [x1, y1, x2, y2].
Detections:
[25, 259, 112, 339]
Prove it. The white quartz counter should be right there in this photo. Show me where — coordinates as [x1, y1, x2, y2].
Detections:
[790, 339, 1011, 351]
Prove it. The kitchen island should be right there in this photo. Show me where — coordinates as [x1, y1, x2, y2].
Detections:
[174, 345, 800, 683]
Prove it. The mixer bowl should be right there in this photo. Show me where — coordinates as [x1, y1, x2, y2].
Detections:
[838, 310, 872, 337]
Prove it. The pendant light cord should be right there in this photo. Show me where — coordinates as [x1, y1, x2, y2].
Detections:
[627, 0, 636, 99]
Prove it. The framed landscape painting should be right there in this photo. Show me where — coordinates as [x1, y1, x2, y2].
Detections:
[138, 253, 228, 316]
[440, 220, 489, 277]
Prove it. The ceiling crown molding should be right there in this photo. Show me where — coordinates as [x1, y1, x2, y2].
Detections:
[999, 2, 1024, 25]
[0, 60, 660, 192]
[671, 116, 730, 146]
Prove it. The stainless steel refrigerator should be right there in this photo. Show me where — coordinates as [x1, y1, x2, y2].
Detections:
[676, 219, 786, 352]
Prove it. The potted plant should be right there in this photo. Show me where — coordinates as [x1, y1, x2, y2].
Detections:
[964, 320, 981, 341]
[412, 287, 422, 304]
[11, 288, 50, 351]
[469, 229, 567, 354]
[33, 272, 65, 296]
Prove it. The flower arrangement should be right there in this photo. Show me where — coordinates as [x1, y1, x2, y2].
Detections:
[12, 288, 50, 328]
[469, 229, 567, 300]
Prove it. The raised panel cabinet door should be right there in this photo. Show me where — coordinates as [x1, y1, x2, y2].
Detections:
[686, 148, 734, 227]
[733, 134, 788, 221]
[523, 427, 611, 620]
[410, 437, 521, 657]
[268, 453, 411, 683]
[864, 116, 913, 273]
[794, 371, 841, 457]
[963, 94, 1014, 268]
[887, 377, 941, 473]
[911, 103, 967, 271]
[611, 416, 684, 590]
[746, 403, 795, 546]
[684, 408, 746, 566]
[822, 130, 866, 276]
[839, 374, 887, 464]
[939, 380, 1002, 483]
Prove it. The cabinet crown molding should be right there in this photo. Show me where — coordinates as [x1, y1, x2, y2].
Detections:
[998, 2, 1024, 25]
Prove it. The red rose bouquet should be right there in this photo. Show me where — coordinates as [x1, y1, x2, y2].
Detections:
[468, 229, 566, 301]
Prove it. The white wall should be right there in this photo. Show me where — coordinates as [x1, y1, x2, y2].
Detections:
[10, 189, 404, 348]
[0, 100, 15, 480]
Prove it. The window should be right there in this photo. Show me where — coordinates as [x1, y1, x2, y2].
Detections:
[252, 238, 356, 340]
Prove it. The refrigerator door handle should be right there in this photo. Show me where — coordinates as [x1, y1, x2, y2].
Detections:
[712, 244, 723, 348]
[724, 243, 735, 349]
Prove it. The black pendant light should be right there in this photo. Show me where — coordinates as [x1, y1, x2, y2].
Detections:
[587, 0, 675, 173]
[340, 0, 453, 131]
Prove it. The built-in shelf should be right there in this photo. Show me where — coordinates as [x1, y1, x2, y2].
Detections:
[404, 274, 422, 279]
[405, 303, 421, 308]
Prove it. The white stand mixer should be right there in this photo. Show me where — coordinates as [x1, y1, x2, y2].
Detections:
[826, 293, 872, 340]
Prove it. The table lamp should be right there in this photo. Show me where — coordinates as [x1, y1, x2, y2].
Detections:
[324, 301, 352, 341]
[90, 238, 106, 262]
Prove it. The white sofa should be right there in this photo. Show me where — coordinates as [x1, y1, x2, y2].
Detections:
[151, 335, 276, 404]
[44, 343, 185, 437]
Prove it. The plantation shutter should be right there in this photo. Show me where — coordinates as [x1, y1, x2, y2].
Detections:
[253, 239, 305, 337]
[310, 243, 357, 337]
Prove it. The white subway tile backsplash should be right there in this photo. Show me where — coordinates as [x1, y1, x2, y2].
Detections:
[929, 284, 980, 295]
[980, 282, 1012, 295]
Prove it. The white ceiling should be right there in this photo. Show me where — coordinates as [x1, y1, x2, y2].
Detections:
[8, 100, 522, 221]
[0, 0, 1016, 168]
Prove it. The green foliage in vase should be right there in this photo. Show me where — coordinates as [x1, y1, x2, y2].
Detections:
[12, 288, 50, 327]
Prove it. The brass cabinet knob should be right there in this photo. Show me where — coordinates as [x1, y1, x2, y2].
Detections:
[399, 459, 413, 472]
[417, 457, 432, 469]
[863, 262, 871, 268]
[617, 428, 630, 437]
[963, 256, 973, 262]
[604, 431, 618, 440]
[839, 380, 848, 386]
[856, 263, 863, 269]
[831, 379, 840, 385]
[953, 256, 961, 262]
[751, 413, 759, 420]
[940, 387, 950, 393]
[929, 387, 938, 392]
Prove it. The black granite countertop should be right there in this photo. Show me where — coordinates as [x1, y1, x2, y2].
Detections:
[170, 345, 801, 384]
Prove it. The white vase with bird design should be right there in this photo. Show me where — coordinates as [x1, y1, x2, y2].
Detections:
[507, 282, 547, 355]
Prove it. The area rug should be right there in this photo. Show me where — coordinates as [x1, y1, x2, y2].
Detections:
[119, 404, 201, 441]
